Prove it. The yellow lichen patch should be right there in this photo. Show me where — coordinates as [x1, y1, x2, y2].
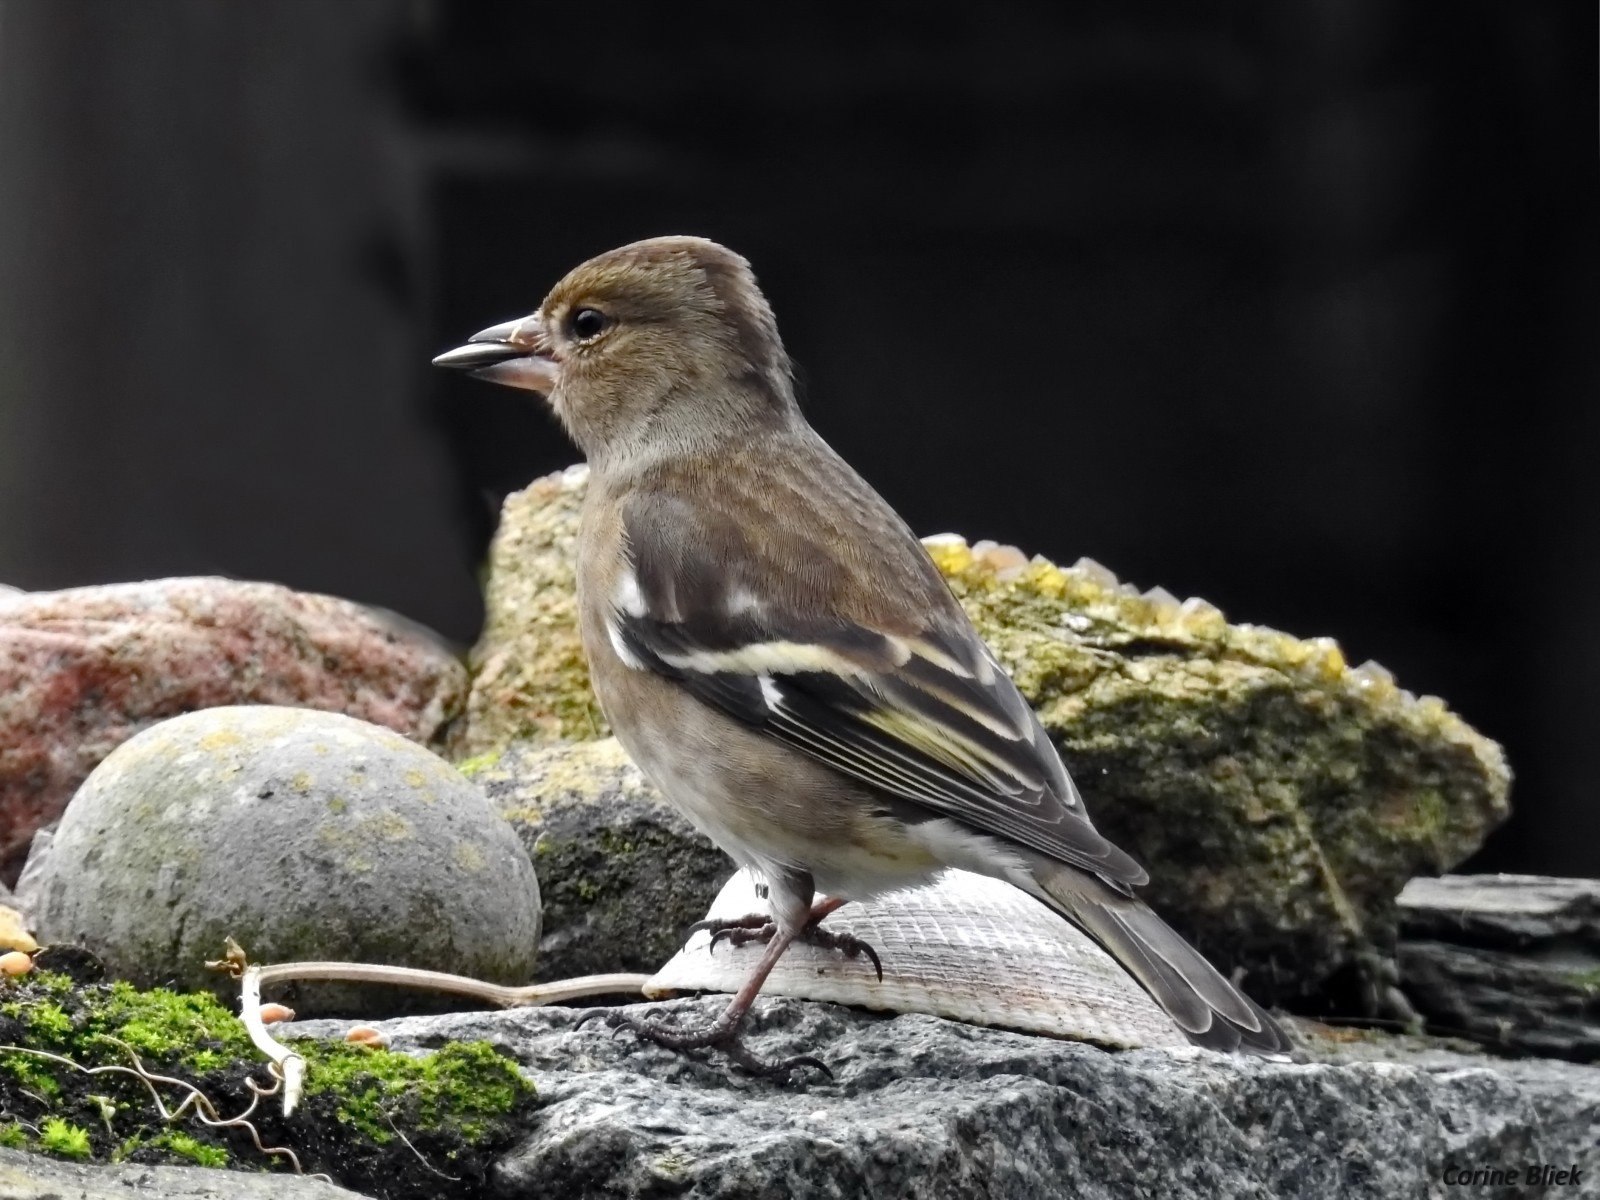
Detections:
[358, 812, 415, 842]
[452, 842, 487, 872]
[452, 467, 607, 757]
[921, 534, 975, 576]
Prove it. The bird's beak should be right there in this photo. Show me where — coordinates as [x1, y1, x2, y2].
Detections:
[431, 314, 559, 395]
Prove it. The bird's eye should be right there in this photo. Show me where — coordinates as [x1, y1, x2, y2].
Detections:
[570, 308, 609, 341]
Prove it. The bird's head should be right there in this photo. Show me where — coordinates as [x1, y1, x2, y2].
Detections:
[434, 236, 797, 462]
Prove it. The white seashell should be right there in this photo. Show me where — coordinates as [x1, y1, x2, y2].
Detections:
[645, 868, 1186, 1050]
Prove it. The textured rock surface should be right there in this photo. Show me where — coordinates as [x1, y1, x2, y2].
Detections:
[1398, 874, 1600, 1062]
[451, 466, 1511, 1006]
[466, 738, 726, 983]
[0, 578, 467, 878]
[289, 998, 1600, 1200]
[25, 706, 539, 1015]
[0, 1148, 369, 1199]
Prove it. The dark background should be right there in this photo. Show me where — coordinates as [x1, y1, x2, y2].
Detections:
[0, 1, 1593, 876]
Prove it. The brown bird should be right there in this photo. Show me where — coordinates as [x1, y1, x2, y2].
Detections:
[434, 236, 1289, 1074]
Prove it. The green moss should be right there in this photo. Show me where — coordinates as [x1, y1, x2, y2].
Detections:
[0, 971, 536, 1195]
[1565, 966, 1600, 993]
[39, 1117, 91, 1159]
[146, 1129, 230, 1168]
[295, 1037, 533, 1145]
[454, 749, 504, 778]
[81, 980, 255, 1073]
[21, 1001, 72, 1046]
[0, 1049, 62, 1097]
[0, 1122, 29, 1149]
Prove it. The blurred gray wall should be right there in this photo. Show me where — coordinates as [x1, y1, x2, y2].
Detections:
[0, 0, 477, 636]
[0, 1, 1594, 877]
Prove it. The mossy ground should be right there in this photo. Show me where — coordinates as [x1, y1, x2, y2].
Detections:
[0, 957, 535, 1198]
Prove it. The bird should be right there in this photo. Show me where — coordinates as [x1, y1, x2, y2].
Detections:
[434, 236, 1290, 1074]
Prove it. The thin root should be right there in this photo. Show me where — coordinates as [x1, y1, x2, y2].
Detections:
[0, 1041, 323, 1178]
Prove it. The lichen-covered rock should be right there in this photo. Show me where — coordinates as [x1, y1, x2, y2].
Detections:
[1397, 874, 1600, 1062]
[24, 707, 539, 1015]
[450, 466, 598, 758]
[926, 536, 1510, 1008]
[287, 999, 1600, 1200]
[464, 739, 726, 982]
[454, 466, 1510, 1006]
[0, 579, 468, 880]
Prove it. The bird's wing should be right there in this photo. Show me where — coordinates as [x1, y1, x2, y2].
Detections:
[610, 490, 1147, 891]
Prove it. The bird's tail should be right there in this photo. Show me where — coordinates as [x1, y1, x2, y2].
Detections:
[1025, 861, 1291, 1055]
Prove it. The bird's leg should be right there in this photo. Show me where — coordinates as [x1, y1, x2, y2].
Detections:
[587, 869, 851, 1080]
[690, 896, 883, 980]
[590, 918, 829, 1080]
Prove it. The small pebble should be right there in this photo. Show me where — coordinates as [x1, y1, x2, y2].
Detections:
[0, 907, 39, 955]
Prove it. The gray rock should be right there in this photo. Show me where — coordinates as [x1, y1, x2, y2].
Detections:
[466, 739, 727, 982]
[290, 998, 1600, 1199]
[27, 706, 540, 1015]
[1400, 874, 1600, 945]
[1398, 874, 1600, 1061]
[0, 1147, 369, 1199]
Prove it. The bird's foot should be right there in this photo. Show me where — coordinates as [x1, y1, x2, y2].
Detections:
[691, 910, 883, 980]
[688, 911, 771, 951]
[578, 1007, 830, 1083]
[798, 923, 883, 981]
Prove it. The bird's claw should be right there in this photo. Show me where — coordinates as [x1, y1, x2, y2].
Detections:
[800, 926, 884, 981]
[689, 912, 771, 953]
[709, 923, 776, 952]
[578, 1007, 830, 1083]
[721, 1038, 832, 1082]
[691, 913, 883, 980]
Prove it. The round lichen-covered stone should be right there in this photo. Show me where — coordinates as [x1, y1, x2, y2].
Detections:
[26, 706, 540, 1015]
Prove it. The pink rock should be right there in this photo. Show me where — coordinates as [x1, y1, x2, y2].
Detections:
[0, 578, 466, 879]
